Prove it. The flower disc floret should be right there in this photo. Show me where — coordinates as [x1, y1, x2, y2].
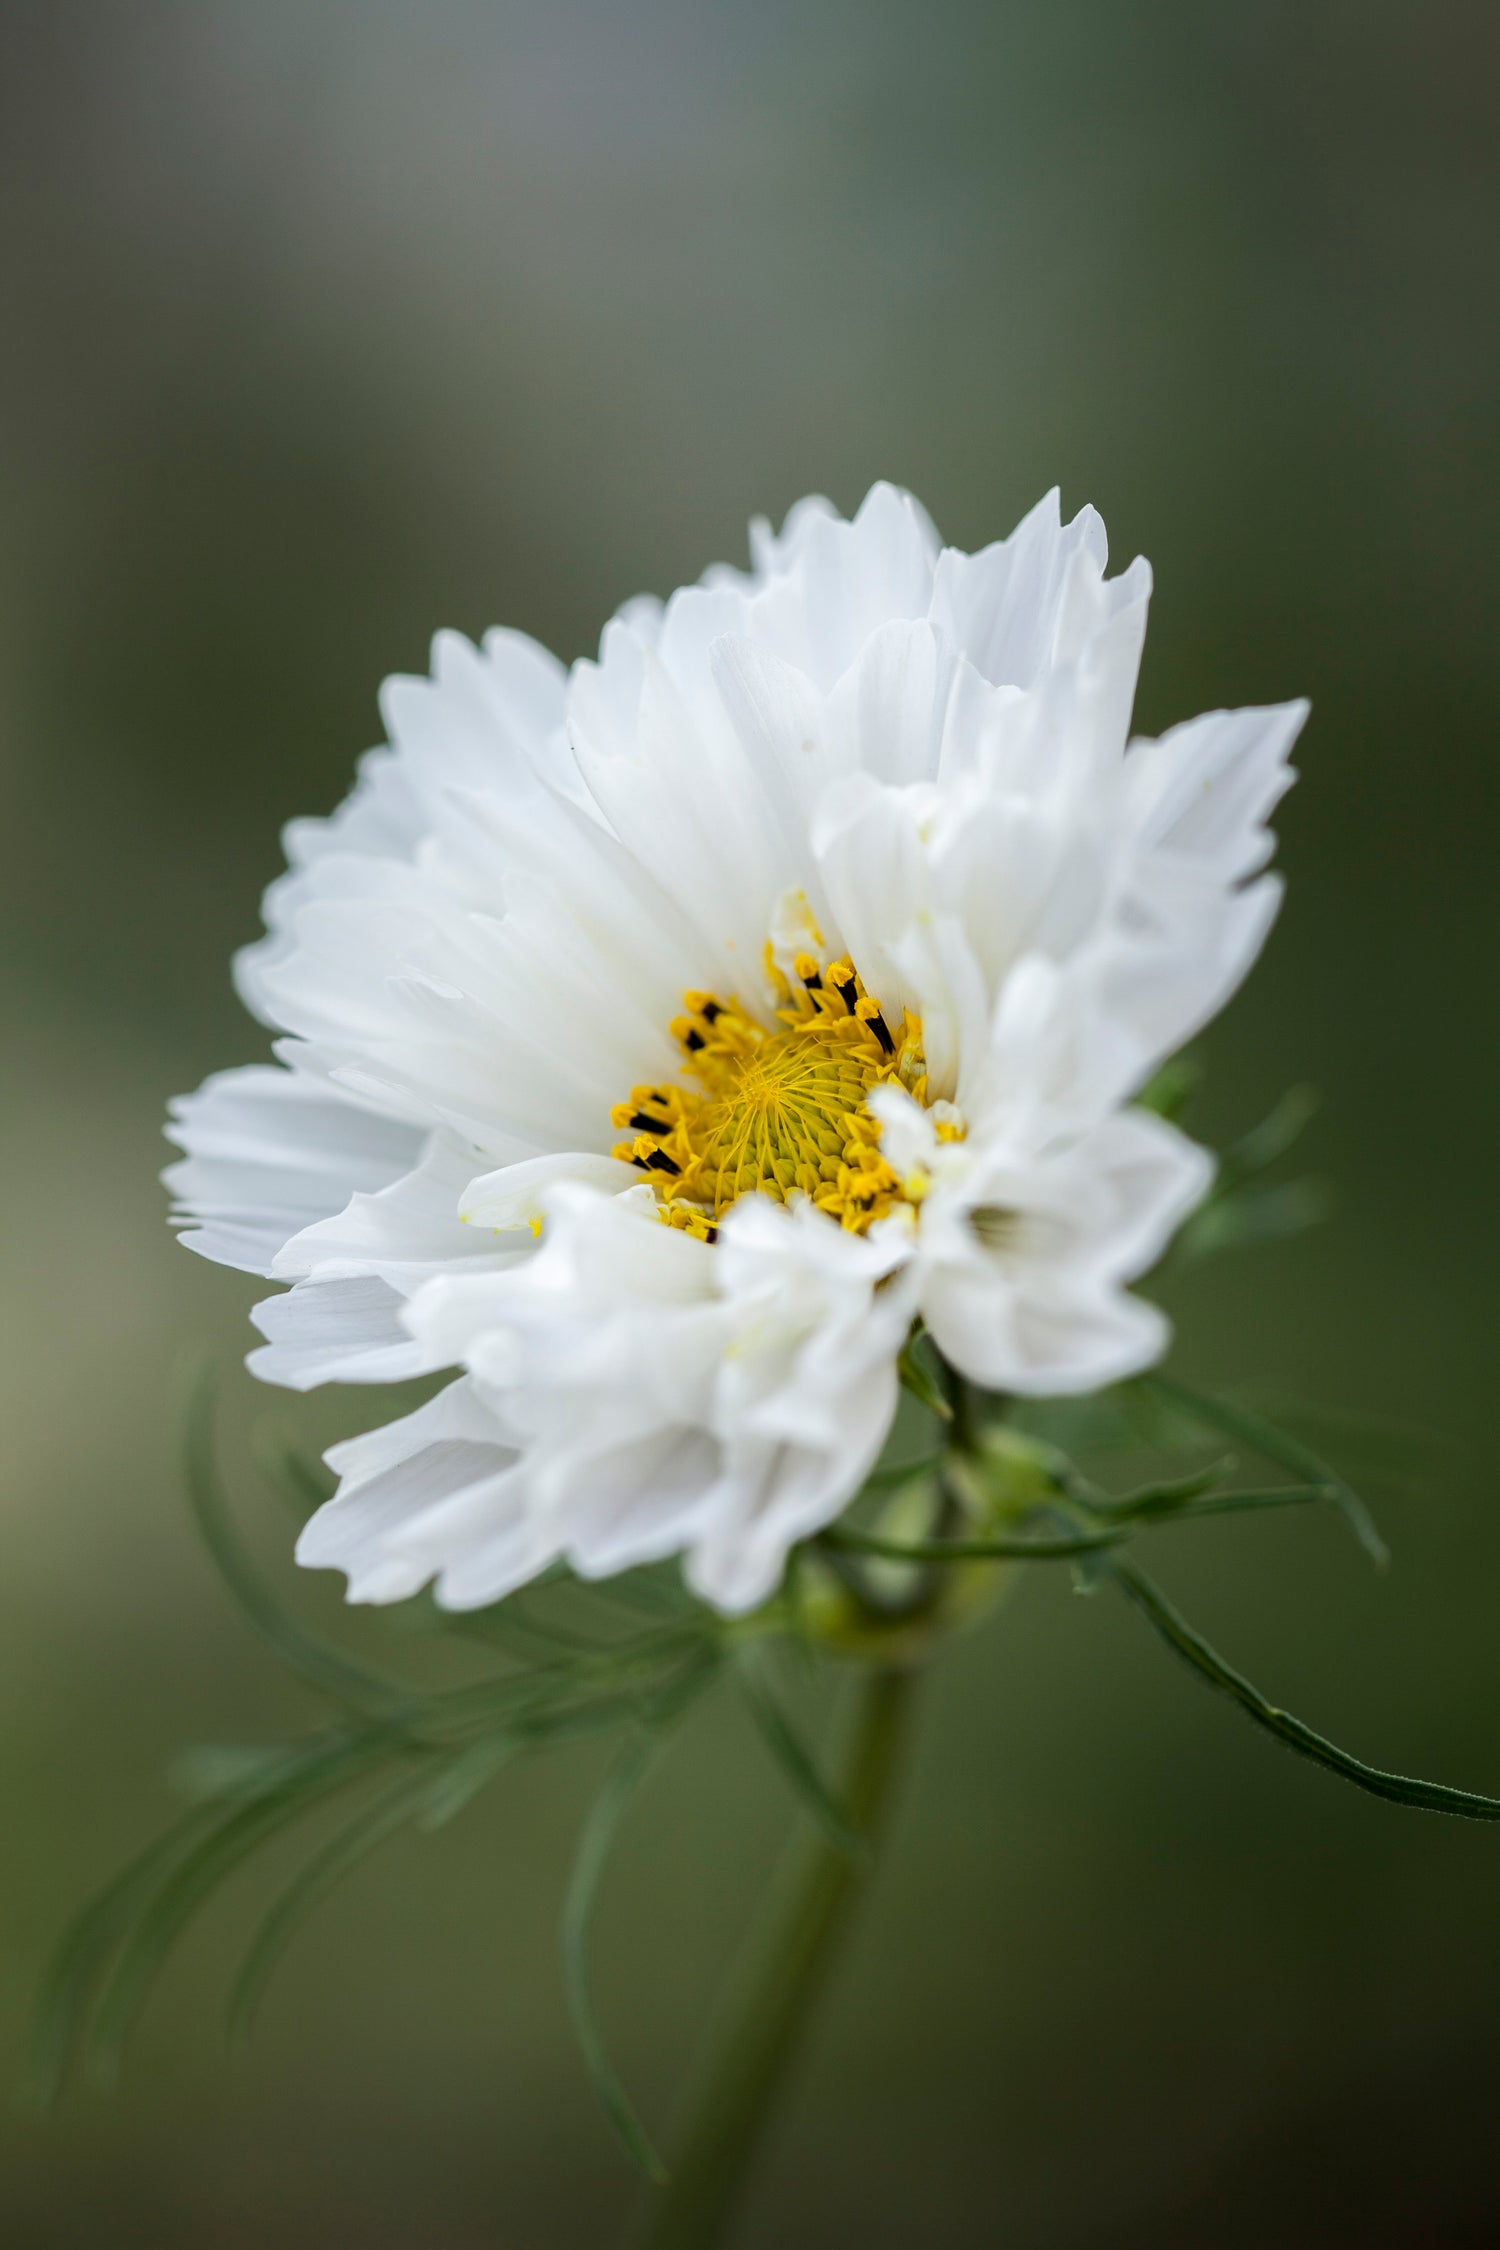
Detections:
[609, 952, 950, 1238]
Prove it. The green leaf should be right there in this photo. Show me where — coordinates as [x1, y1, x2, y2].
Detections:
[1215, 1083, 1320, 1188]
[562, 1742, 668, 2182]
[183, 1360, 416, 1716]
[26, 1813, 212, 2109]
[88, 1723, 400, 2083]
[1061, 1460, 1229, 1517]
[425, 1626, 711, 1738]
[227, 1764, 442, 2044]
[576, 1567, 692, 1620]
[252, 1426, 334, 1519]
[1072, 1460, 1342, 1530]
[416, 1734, 523, 1830]
[820, 1522, 1127, 1564]
[633, 1643, 723, 1729]
[1145, 1376, 1389, 1568]
[166, 1742, 315, 1804]
[432, 1595, 601, 1660]
[1111, 1560, 1500, 1820]
[1153, 1484, 1339, 1525]
[1249, 1397, 1465, 1493]
[736, 1659, 863, 1857]
[860, 1455, 943, 1493]
[1180, 1177, 1330, 1259]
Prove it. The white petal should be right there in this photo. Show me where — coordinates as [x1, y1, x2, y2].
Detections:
[911, 1107, 1211, 1396]
[164, 1064, 421, 1276]
[743, 482, 941, 690]
[300, 1380, 533, 1606]
[272, 1132, 511, 1283]
[248, 1274, 441, 1390]
[1123, 700, 1305, 880]
[383, 1190, 909, 1615]
[459, 1151, 644, 1232]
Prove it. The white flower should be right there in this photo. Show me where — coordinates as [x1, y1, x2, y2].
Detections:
[165, 484, 1304, 1613]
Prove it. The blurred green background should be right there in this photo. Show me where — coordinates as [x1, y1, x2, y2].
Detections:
[3, 2, 1498, 2243]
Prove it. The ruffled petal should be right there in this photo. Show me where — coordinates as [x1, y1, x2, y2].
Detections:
[248, 1274, 440, 1390]
[298, 1379, 532, 1605]
[164, 1064, 422, 1276]
[886, 1093, 1212, 1395]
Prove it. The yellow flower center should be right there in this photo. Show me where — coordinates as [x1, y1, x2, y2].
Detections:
[610, 951, 954, 1239]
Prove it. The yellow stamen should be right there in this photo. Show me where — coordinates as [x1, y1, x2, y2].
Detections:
[610, 953, 961, 1237]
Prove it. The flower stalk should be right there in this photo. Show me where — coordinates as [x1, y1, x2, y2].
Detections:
[629, 1657, 920, 2250]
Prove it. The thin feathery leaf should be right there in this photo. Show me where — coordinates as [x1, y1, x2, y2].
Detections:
[183, 1360, 416, 1714]
[415, 1732, 523, 1829]
[1215, 1083, 1320, 1187]
[562, 1741, 668, 2182]
[1112, 1562, 1500, 1819]
[422, 1626, 711, 1738]
[1255, 1397, 1465, 1491]
[167, 1741, 317, 1805]
[1181, 1178, 1330, 1259]
[860, 1456, 942, 1493]
[434, 1600, 601, 1662]
[228, 1764, 441, 2043]
[26, 1813, 212, 2109]
[252, 1426, 334, 1519]
[737, 1660, 863, 1857]
[1153, 1484, 1338, 1525]
[1062, 1460, 1230, 1516]
[88, 1724, 400, 2083]
[821, 1522, 1126, 1564]
[1066, 1459, 1338, 1528]
[575, 1568, 692, 1620]
[1146, 1376, 1389, 1567]
[632, 1644, 723, 1730]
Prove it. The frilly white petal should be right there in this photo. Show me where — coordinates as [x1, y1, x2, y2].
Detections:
[882, 1091, 1212, 1395]
[458, 1151, 645, 1233]
[297, 1380, 534, 1607]
[248, 1274, 440, 1391]
[272, 1133, 509, 1282]
[294, 1187, 913, 1616]
[164, 1064, 422, 1277]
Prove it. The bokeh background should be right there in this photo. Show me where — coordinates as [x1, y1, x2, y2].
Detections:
[3, 3, 1498, 2244]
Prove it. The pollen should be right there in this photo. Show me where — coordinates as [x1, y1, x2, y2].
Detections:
[611, 952, 959, 1237]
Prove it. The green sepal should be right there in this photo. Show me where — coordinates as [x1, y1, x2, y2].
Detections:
[1136, 1053, 1202, 1123]
[897, 1328, 953, 1422]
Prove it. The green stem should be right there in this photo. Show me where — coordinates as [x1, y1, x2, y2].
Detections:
[628, 1661, 920, 2250]
[943, 1364, 990, 1458]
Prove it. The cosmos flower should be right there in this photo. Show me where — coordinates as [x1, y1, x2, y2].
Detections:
[166, 485, 1304, 1613]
